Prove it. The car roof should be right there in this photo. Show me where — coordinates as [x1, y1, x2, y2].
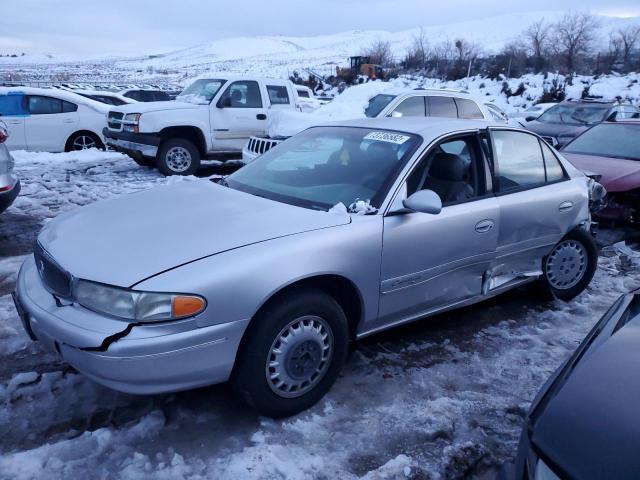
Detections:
[316, 116, 501, 139]
[0, 86, 109, 111]
[191, 75, 291, 85]
[382, 87, 475, 99]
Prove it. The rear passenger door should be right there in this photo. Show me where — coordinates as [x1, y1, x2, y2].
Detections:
[488, 129, 582, 287]
[0, 93, 27, 150]
[24, 96, 79, 152]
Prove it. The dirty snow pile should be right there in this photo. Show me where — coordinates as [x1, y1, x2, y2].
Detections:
[268, 72, 640, 137]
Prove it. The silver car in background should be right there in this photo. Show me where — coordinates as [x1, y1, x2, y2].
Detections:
[0, 120, 20, 213]
[14, 117, 599, 417]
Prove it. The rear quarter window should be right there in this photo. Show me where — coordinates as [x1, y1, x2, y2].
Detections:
[455, 98, 484, 119]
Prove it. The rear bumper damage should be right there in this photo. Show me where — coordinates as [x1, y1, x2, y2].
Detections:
[14, 255, 249, 394]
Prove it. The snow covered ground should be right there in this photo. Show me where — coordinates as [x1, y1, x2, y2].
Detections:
[1, 150, 640, 479]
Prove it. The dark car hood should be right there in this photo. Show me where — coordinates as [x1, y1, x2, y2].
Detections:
[526, 121, 588, 140]
[531, 299, 640, 479]
[562, 152, 640, 192]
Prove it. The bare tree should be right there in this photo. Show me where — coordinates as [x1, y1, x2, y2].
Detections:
[363, 40, 394, 66]
[412, 28, 429, 69]
[551, 12, 600, 71]
[525, 19, 551, 72]
[618, 25, 640, 66]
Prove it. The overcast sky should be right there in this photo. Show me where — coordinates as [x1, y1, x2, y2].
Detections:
[2, 0, 640, 56]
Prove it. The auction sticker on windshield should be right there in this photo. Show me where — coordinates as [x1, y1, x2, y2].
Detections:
[364, 131, 411, 144]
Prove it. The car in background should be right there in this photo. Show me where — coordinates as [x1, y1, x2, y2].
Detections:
[561, 120, 640, 226]
[119, 89, 173, 102]
[15, 117, 599, 417]
[295, 85, 324, 112]
[0, 87, 109, 152]
[502, 289, 640, 480]
[510, 102, 557, 121]
[74, 90, 137, 106]
[104, 76, 301, 174]
[242, 89, 493, 163]
[0, 120, 20, 213]
[525, 99, 640, 148]
[485, 103, 509, 123]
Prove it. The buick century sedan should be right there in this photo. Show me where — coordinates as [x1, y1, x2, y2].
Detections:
[14, 117, 600, 417]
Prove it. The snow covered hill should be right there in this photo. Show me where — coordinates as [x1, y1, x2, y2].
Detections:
[1, 11, 639, 82]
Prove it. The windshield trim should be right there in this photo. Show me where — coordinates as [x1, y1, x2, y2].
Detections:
[226, 126, 423, 212]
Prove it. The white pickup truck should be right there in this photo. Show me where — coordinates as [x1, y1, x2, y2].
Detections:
[103, 76, 300, 175]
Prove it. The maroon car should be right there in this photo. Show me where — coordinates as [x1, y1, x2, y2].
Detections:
[561, 120, 640, 225]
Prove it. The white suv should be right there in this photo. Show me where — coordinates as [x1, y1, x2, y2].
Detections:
[0, 87, 109, 152]
[243, 88, 492, 162]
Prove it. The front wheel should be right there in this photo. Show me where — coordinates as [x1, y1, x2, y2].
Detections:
[157, 138, 201, 176]
[539, 228, 598, 301]
[232, 289, 349, 418]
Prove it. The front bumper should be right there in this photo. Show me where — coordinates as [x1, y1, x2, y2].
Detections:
[0, 176, 20, 213]
[14, 255, 250, 394]
[241, 146, 259, 163]
[103, 128, 160, 159]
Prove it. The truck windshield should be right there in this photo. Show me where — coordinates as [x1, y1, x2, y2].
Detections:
[226, 126, 421, 211]
[365, 94, 396, 117]
[177, 79, 226, 105]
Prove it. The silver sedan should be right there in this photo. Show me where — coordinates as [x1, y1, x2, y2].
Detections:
[14, 117, 600, 417]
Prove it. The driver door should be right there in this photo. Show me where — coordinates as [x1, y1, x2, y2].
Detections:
[210, 80, 268, 151]
[376, 133, 500, 330]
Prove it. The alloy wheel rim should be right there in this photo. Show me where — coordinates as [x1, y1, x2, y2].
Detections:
[166, 146, 192, 172]
[265, 315, 333, 398]
[546, 240, 588, 290]
[73, 135, 96, 150]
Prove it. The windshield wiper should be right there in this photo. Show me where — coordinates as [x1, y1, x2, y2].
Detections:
[212, 176, 229, 187]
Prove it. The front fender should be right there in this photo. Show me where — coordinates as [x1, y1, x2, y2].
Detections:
[135, 217, 383, 333]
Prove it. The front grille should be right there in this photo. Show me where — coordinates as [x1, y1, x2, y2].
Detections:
[34, 242, 72, 299]
[247, 136, 282, 155]
[107, 111, 124, 131]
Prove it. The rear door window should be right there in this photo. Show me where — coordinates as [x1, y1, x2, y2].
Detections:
[455, 98, 484, 119]
[392, 96, 426, 117]
[267, 85, 290, 105]
[428, 96, 457, 118]
[62, 101, 78, 112]
[492, 130, 546, 192]
[27, 96, 63, 114]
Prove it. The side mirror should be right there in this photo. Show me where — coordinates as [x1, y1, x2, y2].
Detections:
[390, 111, 403, 118]
[525, 115, 536, 122]
[402, 189, 442, 215]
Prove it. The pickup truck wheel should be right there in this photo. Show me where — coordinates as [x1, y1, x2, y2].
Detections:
[232, 289, 349, 418]
[157, 139, 200, 176]
[539, 228, 598, 301]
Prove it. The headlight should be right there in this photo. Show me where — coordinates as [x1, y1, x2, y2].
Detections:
[123, 113, 141, 133]
[73, 279, 205, 322]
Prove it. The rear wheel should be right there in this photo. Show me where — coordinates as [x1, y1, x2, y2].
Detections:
[232, 289, 349, 418]
[539, 228, 598, 301]
[66, 132, 103, 151]
[157, 138, 200, 176]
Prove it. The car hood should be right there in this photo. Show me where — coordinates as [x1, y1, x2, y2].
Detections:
[37, 180, 350, 287]
[531, 295, 640, 479]
[526, 121, 587, 139]
[112, 101, 201, 114]
[562, 152, 640, 192]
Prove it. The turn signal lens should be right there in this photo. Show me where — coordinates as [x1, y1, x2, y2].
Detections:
[172, 296, 206, 318]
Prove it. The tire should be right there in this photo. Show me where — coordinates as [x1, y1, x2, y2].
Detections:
[539, 228, 598, 301]
[231, 289, 349, 418]
[157, 138, 201, 176]
[66, 132, 103, 152]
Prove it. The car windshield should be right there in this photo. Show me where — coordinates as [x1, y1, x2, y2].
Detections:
[563, 123, 640, 161]
[226, 126, 421, 211]
[177, 79, 226, 105]
[365, 94, 396, 118]
[538, 104, 610, 125]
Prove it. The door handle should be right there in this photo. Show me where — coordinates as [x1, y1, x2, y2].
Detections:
[475, 219, 495, 234]
[63, 119, 75, 123]
[558, 201, 574, 212]
[256, 114, 267, 120]
[8, 120, 22, 125]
